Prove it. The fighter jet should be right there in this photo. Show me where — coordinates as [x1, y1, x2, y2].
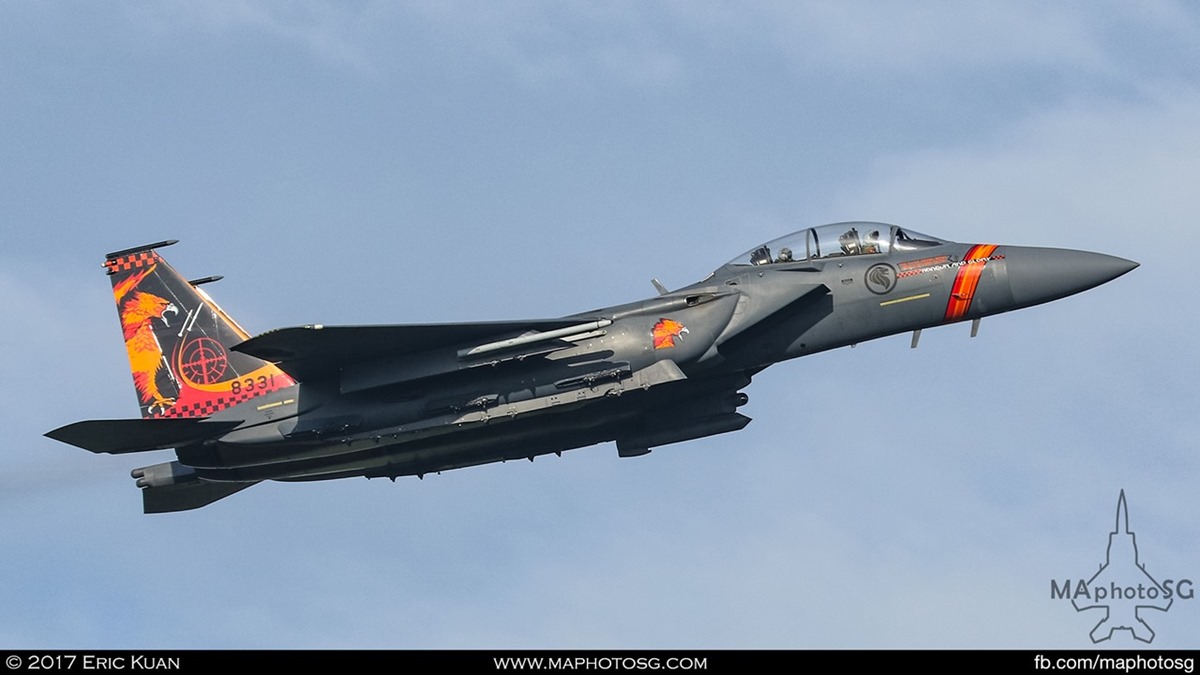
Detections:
[46, 222, 1137, 513]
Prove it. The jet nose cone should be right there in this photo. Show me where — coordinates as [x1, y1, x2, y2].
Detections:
[1006, 247, 1138, 309]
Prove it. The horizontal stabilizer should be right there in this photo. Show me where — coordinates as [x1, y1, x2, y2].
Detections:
[143, 479, 257, 514]
[234, 318, 606, 380]
[45, 418, 243, 454]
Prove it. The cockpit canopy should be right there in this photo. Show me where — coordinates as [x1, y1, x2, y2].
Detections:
[725, 222, 951, 267]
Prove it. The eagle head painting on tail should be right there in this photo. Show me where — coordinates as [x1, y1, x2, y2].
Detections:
[114, 265, 178, 414]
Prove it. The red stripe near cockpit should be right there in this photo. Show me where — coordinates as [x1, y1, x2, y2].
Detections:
[944, 244, 998, 322]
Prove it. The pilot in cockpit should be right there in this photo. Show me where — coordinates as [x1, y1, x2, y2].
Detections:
[863, 230, 881, 254]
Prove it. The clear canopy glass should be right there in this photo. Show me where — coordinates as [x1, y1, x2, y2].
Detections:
[725, 222, 951, 267]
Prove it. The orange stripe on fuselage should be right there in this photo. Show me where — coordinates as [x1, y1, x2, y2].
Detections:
[944, 244, 998, 322]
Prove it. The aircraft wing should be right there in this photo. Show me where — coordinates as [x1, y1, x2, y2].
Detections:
[233, 318, 607, 381]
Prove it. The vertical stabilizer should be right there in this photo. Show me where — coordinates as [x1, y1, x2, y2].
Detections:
[104, 241, 295, 419]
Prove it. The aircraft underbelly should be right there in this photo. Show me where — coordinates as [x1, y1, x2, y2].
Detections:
[189, 360, 748, 482]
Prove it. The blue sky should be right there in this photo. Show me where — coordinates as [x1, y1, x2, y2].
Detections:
[2, 1, 1197, 648]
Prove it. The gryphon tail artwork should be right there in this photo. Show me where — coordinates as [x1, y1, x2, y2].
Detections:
[107, 243, 295, 419]
[47, 224, 1137, 513]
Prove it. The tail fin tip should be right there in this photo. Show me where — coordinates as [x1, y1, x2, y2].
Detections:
[105, 239, 179, 262]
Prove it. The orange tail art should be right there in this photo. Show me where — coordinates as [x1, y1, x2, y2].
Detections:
[104, 241, 295, 419]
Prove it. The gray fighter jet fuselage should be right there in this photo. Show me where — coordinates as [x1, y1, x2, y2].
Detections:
[47, 222, 1137, 512]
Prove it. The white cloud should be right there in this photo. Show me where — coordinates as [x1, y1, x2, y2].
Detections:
[104, 1, 1200, 90]
[830, 89, 1200, 245]
[122, 0, 379, 72]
